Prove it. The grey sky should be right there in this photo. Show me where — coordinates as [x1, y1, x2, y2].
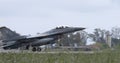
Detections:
[0, 0, 120, 35]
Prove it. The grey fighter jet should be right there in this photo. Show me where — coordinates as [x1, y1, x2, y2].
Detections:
[1, 26, 85, 51]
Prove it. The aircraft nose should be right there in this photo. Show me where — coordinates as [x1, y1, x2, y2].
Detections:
[73, 27, 85, 31]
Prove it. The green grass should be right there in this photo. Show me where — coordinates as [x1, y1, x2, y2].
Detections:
[0, 51, 120, 63]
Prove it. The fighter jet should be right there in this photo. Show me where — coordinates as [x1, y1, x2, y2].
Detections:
[1, 26, 85, 51]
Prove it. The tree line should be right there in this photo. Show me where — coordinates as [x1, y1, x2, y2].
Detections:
[53, 27, 120, 49]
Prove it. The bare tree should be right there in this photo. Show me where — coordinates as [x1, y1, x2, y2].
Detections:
[111, 27, 120, 39]
[93, 28, 106, 43]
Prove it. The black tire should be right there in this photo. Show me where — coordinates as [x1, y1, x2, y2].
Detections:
[26, 45, 30, 50]
[37, 47, 42, 52]
[32, 47, 37, 51]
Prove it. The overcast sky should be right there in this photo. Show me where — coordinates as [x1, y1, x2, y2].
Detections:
[0, 0, 120, 35]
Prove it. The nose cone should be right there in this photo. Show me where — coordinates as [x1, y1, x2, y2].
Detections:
[64, 27, 85, 33]
[73, 27, 85, 31]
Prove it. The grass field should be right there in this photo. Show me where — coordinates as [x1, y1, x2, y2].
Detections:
[0, 51, 120, 63]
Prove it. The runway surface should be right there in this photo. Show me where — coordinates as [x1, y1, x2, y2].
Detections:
[0, 49, 95, 54]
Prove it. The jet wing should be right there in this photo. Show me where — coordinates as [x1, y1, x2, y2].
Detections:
[17, 34, 62, 43]
[2, 32, 63, 49]
[3, 32, 62, 42]
[27, 32, 62, 39]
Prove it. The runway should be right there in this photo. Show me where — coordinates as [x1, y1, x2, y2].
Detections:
[0, 49, 95, 54]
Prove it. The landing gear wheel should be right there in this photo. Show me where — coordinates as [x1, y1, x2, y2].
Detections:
[32, 47, 37, 52]
[32, 47, 42, 52]
[37, 47, 42, 51]
[26, 45, 30, 50]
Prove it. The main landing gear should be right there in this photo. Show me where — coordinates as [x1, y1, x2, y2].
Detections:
[32, 47, 41, 52]
[26, 45, 42, 52]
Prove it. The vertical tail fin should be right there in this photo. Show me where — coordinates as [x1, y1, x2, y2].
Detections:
[0, 27, 21, 41]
